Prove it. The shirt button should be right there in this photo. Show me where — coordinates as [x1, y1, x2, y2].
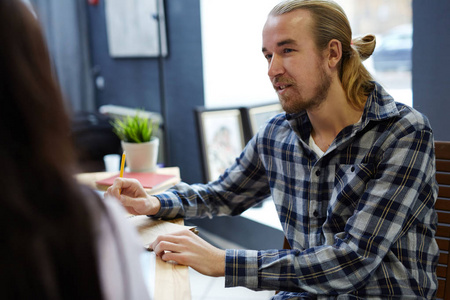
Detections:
[315, 170, 321, 176]
[313, 211, 319, 217]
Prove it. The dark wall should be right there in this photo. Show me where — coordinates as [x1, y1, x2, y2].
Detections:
[86, 0, 204, 183]
[412, 0, 450, 141]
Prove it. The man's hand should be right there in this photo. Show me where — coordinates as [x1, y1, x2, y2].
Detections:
[150, 229, 226, 277]
[105, 178, 161, 215]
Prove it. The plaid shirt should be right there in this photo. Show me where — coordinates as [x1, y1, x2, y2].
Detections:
[154, 83, 438, 299]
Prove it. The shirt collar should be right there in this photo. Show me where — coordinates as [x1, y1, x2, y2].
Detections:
[361, 81, 399, 125]
[286, 81, 399, 135]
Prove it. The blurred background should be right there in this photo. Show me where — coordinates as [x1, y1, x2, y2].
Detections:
[26, 0, 449, 185]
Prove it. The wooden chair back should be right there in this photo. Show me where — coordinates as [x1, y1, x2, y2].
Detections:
[434, 141, 450, 299]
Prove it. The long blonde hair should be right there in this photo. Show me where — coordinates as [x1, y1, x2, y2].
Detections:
[270, 0, 376, 109]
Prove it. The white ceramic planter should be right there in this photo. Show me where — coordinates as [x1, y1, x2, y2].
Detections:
[121, 137, 159, 172]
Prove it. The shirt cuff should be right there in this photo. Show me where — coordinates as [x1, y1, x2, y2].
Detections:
[152, 192, 183, 219]
[225, 249, 259, 289]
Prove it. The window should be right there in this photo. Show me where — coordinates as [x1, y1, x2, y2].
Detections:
[337, 0, 412, 106]
[200, 0, 412, 108]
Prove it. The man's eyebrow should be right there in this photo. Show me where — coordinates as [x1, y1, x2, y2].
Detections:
[277, 39, 297, 47]
[262, 39, 297, 52]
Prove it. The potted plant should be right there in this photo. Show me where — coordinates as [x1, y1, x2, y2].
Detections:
[111, 111, 159, 172]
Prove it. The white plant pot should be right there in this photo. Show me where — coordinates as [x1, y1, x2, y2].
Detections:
[121, 137, 159, 172]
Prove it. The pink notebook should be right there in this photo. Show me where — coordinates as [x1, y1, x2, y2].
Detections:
[96, 172, 176, 189]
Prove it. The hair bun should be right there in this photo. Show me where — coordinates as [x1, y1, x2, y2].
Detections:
[352, 34, 376, 61]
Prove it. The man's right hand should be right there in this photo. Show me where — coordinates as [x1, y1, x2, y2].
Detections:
[105, 178, 161, 215]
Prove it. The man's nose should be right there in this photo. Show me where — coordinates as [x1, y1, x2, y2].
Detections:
[268, 54, 284, 78]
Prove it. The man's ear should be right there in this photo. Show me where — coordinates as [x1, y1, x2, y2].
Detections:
[327, 39, 342, 69]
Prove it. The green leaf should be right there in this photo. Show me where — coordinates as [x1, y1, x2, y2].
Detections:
[110, 109, 157, 143]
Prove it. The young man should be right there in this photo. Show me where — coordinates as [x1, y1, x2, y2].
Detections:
[106, 1, 438, 298]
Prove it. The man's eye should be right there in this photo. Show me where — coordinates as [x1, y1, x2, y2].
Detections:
[264, 54, 272, 61]
[283, 48, 294, 54]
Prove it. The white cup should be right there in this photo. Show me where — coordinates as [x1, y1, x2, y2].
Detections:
[103, 154, 121, 172]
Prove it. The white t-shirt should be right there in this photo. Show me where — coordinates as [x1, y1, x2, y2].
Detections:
[309, 134, 325, 157]
[309, 117, 362, 157]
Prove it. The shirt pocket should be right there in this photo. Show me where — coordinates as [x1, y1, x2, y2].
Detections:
[332, 163, 375, 209]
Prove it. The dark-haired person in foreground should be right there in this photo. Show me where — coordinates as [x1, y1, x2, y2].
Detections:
[0, 1, 151, 299]
[106, 0, 438, 298]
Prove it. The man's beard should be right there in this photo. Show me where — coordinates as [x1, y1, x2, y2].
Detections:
[276, 64, 332, 114]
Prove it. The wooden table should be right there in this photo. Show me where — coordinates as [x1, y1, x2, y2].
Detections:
[76, 167, 192, 300]
[152, 218, 192, 300]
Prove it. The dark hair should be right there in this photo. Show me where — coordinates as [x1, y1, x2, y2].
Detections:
[270, 0, 376, 109]
[0, 1, 103, 299]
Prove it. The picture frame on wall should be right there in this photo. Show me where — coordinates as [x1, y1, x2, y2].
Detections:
[104, 0, 168, 57]
[243, 102, 283, 138]
[195, 107, 246, 183]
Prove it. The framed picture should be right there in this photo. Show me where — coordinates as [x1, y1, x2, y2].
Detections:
[243, 102, 283, 138]
[104, 0, 168, 57]
[195, 107, 246, 182]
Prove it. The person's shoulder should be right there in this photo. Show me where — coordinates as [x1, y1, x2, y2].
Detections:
[78, 184, 127, 224]
[257, 112, 290, 138]
[79, 184, 106, 211]
[267, 111, 287, 124]
[370, 82, 431, 132]
[395, 102, 433, 132]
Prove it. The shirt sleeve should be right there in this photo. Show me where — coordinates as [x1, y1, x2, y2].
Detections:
[225, 128, 438, 295]
[153, 136, 272, 220]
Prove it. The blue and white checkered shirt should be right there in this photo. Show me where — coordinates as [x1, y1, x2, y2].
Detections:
[154, 83, 438, 299]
